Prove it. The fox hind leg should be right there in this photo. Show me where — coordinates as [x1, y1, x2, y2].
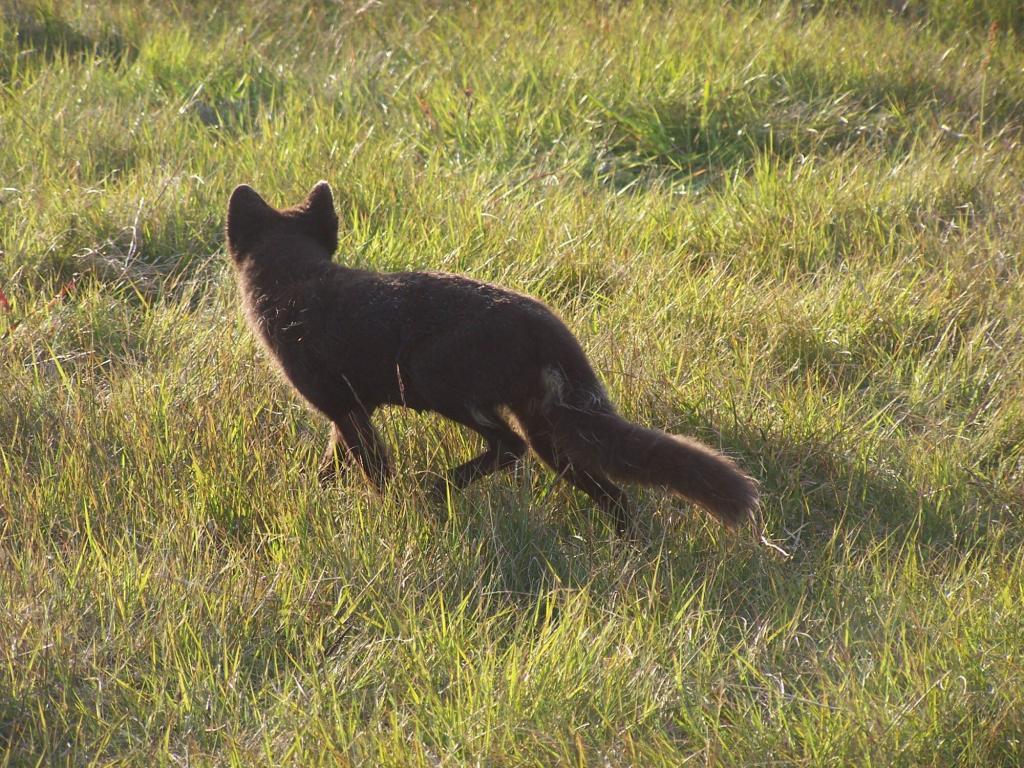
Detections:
[516, 413, 630, 535]
[429, 407, 526, 500]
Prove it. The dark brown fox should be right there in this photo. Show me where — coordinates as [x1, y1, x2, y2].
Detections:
[226, 181, 758, 534]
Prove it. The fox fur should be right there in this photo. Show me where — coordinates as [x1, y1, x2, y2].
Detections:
[226, 181, 758, 534]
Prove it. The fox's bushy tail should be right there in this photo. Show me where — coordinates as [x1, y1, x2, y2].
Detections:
[529, 376, 759, 527]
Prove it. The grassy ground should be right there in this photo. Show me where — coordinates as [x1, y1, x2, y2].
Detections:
[2, 0, 1024, 764]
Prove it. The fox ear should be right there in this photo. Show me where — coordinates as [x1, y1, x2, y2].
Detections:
[226, 184, 275, 253]
[299, 180, 339, 254]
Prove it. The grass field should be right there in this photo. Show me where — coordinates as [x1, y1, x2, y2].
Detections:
[3, 0, 1024, 764]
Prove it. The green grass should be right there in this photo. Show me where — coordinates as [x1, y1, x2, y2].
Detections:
[2, 0, 1024, 764]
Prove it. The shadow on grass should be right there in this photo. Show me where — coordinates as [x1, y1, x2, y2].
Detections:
[728, 0, 1024, 38]
[590, 49, 999, 195]
[733, 422, 1018, 555]
[2, 6, 137, 77]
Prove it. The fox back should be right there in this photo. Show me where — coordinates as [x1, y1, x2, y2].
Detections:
[226, 181, 759, 535]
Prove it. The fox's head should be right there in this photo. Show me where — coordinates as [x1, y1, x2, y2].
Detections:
[225, 181, 339, 263]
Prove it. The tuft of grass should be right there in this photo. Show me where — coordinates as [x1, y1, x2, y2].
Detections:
[3, 0, 1024, 764]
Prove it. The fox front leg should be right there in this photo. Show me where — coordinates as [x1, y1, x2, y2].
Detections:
[332, 410, 392, 490]
[318, 422, 352, 485]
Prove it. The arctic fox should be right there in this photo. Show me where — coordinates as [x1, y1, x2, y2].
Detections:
[226, 181, 758, 534]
